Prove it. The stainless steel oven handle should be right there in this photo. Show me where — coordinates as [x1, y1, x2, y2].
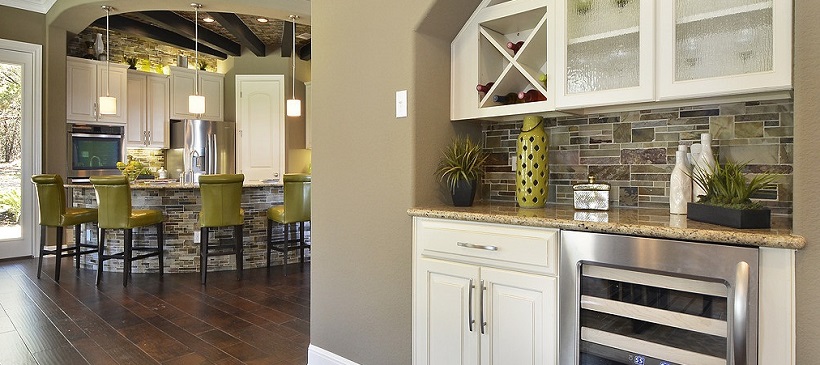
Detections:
[457, 242, 498, 251]
[733, 261, 750, 365]
[468, 279, 474, 332]
[70, 133, 123, 139]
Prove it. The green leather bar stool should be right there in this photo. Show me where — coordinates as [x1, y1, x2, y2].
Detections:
[267, 173, 311, 275]
[198, 174, 245, 285]
[31, 174, 98, 282]
[90, 175, 164, 287]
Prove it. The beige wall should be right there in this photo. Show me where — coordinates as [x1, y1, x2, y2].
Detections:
[310, 0, 476, 363]
[0, 5, 45, 45]
[793, 0, 820, 363]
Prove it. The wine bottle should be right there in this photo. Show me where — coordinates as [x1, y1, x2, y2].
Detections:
[492, 93, 520, 104]
[517, 89, 547, 102]
[476, 82, 494, 94]
[538, 74, 547, 84]
[506, 41, 524, 55]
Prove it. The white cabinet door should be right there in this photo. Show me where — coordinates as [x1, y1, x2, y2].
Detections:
[200, 72, 224, 121]
[66, 59, 97, 122]
[657, 0, 792, 100]
[126, 73, 147, 147]
[236, 75, 285, 181]
[481, 267, 556, 365]
[416, 258, 480, 365]
[147, 74, 170, 148]
[305, 81, 312, 149]
[554, 0, 656, 109]
[96, 64, 127, 124]
[170, 67, 196, 120]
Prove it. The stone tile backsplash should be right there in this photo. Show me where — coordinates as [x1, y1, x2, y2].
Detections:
[481, 99, 794, 216]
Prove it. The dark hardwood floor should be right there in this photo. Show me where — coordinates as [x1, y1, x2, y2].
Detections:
[0, 257, 310, 365]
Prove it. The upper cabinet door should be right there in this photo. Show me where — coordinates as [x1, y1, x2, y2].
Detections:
[96, 63, 128, 124]
[555, 0, 655, 109]
[657, 0, 792, 100]
[451, 0, 556, 120]
[66, 59, 97, 122]
[199, 73, 224, 121]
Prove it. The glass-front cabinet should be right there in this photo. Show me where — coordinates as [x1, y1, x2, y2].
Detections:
[555, 0, 655, 109]
[657, 0, 792, 100]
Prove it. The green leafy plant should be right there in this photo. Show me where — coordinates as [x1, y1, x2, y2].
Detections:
[198, 60, 208, 71]
[435, 136, 488, 193]
[692, 161, 778, 210]
[124, 56, 138, 69]
[0, 188, 21, 223]
[116, 155, 150, 182]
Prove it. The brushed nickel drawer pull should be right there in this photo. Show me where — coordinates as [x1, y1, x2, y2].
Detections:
[457, 242, 498, 251]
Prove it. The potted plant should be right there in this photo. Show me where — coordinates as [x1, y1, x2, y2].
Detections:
[435, 136, 488, 207]
[124, 56, 138, 69]
[688, 161, 778, 228]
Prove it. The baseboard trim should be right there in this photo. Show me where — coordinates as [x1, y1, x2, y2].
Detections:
[308, 344, 360, 365]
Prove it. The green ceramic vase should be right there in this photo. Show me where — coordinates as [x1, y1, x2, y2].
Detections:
[516, 115, 549, 208]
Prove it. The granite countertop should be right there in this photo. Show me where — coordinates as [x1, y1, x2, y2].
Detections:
[408, 203, 806, 250]
[66, 179, 283, 189]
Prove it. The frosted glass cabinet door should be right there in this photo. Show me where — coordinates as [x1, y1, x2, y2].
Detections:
[657, 0, 792, 99]
[555, 0, 655, 109]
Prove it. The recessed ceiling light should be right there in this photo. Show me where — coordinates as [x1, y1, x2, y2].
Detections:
[203, 16, 214, 23]
[257, 18, 268, 23]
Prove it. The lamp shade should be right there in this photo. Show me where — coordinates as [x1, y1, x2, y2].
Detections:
[99, 96, 117, 115]
[287, 98, 302, 117]
[189, 95, 206, 114]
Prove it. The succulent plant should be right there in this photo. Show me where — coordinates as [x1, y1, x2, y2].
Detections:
[691, 161, 778, 210]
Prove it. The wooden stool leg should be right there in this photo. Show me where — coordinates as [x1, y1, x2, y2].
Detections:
[97, 228, 106, 286]
[37, 225, 46, 279]
[123, 229, 133, 287]
[283, 223, 289, 276]
[201, 227, 209, 285]
[235, 224, 243, 281]
[54, 227, 64, 282]
[266, 219, 272, 269]
[75, 224, 82, 270]
[157, 222, 164, 279]
[299, 222, 306, 271]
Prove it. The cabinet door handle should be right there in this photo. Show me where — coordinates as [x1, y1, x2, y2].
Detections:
[457, 242, 498, 251]
[147, 131, 151, 146]
[479, 280, 486, 335]
[468, 279, 475, 332]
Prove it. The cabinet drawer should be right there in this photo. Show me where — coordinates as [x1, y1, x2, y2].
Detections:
[414, 218, 558, 275]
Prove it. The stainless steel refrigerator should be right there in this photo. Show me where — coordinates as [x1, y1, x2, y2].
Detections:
[167, 119, 236, 182]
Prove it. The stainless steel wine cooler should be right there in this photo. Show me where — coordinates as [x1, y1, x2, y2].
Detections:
[560, 231, 759, 365]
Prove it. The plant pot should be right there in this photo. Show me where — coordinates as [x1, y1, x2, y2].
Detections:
[686, 202, 771, 229]
[452, 179, 477, 207]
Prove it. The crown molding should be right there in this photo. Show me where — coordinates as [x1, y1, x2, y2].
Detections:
[0, 0, 57, 14]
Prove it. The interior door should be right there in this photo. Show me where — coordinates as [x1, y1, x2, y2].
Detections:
[0, 39, 41, 259]
[236, 75, 284, 181]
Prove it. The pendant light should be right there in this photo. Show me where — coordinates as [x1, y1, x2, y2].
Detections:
[286, 15, 302, 117]
[188, 3, 206, 115]
[98, 5, 117, 115]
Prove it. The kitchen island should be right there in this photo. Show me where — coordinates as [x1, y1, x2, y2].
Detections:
[68, 180, 309, 273]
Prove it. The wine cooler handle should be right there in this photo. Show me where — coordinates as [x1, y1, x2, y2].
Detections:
[479, 280, 486, 335]
[468, 279, 474, 332]
[733, 261, 750, 365]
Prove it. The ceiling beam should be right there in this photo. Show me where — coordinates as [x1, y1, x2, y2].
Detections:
[92, 15, 228, 59]
[298, 42, 311, 61]
[136, 11, 241, 57]
[209, 12, 266, 57]
[281, 20, 293, 58]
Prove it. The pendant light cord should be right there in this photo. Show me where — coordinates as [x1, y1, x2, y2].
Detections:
[194, 4, 200, 96]
[105, 6, 111, 97]
[292, 17, 296, 99]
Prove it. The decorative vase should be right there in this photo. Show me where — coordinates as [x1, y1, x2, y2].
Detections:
[94, 33, 104, 59]
[516, 115, 549, 208]
[669, 146, 692, 214]
[452, 179, 477, 207]
[692, 133, 715, 200]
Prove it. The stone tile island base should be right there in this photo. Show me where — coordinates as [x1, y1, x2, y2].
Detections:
[68, 181, 311, 274]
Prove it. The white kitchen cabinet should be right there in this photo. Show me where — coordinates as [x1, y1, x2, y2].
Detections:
[169, 65, 224, 121]
[126, 70, 170, 148]
[66, 57, 128, 124]
[305, 81, 312, 149]
[413, 217, 558, 365]
[451, 0, 556, 120]
[554, 0, 656, 109]
[657, 0, 792, 100]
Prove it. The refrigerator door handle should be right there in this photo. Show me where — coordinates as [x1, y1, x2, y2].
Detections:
[212, 134, 218, 174]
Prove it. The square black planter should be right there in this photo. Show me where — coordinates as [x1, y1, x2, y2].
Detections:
[687, 202, 771, 229]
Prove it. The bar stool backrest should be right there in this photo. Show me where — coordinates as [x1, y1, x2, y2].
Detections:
[31, 174, 66, 226]
[283, 174, 311, 223]
[90, 175, 133, 229]
[199, 174, 245, 227]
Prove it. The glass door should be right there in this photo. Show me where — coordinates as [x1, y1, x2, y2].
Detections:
[0, 40, 41, 259]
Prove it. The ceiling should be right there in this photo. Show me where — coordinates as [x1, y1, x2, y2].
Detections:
[90, 10, 311, 60]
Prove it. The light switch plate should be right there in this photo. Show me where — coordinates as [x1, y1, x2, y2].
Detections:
[396, 90, 407, 118]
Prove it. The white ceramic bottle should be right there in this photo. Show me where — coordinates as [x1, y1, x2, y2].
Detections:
[670, 146, 693, 214]
[692, 133, 716, 201]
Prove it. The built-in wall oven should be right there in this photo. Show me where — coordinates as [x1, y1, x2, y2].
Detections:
[560, 231, 758, 365]
[67, 124, 125, 182]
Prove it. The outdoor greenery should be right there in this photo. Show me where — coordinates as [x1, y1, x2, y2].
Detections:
[0, 188, 21, 223]
[0, 64, 21, 163]
[692, 161, 778, 210]
[435, 136, 488, 193]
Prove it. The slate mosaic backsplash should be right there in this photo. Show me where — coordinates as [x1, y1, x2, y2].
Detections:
[481, 99, 794, 216]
